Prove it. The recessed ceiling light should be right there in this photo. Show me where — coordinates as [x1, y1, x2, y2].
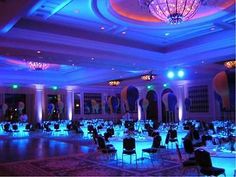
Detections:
[165, 32, 170, 36]
[37, 50, 41, 54]
[74, 9, 79, 14]
[201, 61, 205, 64]
[111, 68, 115, 71]
[100, 26, 105, 30]
[72, 64, 75, 66]
[122, 31, 126, 35]
[91, 57, 95, 61]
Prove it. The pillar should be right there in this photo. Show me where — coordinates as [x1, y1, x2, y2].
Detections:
[66, 88, 73, 121]
[35, 85, 44, 123]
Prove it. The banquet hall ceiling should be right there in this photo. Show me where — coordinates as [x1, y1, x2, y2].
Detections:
[0, 0, 235, 86]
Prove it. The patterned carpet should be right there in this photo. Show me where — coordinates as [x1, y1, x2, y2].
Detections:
[0, 150, 201, 176]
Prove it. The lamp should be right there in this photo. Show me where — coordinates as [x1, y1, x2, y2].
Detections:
[139, 0, 202, 24]
[224, 60, 236, 69]
[108, 80, 120, 86]
[141, 74, 156, 81]
[28, 61, 49, 70]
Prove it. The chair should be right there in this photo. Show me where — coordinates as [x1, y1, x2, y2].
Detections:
[176, 143, 199, 175]
[107, 127, 114, 136]
[24, 123, 31, 132]
[202, 135, 212, 146]
[3, 123, 11, 132]
[52, 123, 61, 136]
[195, 148, 225, 176]
[43, 123, 52, 134]
[166, 129, 178, 148]
[12, 124, 19, 136]
[92, 128, 98, 144]
[66, 124, 72, 131]
[54, 123, 60, 131]
[192, 130, 203, 147]
[142, 135, 164, 164]
[97, 136, 117, 160]
[122, 137, 137, 165]
[87, 124, 94, 138]
[183, 139, 195, 160]
[169, 129, 178, 142]
[22, 123, 31, 136]
[125, 121, 135, 131]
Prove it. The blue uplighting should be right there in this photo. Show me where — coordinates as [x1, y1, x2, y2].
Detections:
[177, 70, 185, 78]
[167, 71, 175, 79]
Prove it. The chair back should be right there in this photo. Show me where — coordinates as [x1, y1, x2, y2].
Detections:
[97, 136, 106, 149]
[202, 135, 212, 146]
[12, 124, 18, 131]
[93, 128, 98, 137]
[152, 135, 162, 148]
[123, 137, 135, 151]
[25, 123, 31, 130]
[165, 132, 170, 144]
[67, 124, 72, 130]
[107, 127, 114, 136]
[54, 124, 59, 130]
[144, 123, 151, 130]
[194, 149, 212, 168]
[87, 125, 94, 132]
[125, 121, 134, 131]
[170, 129, 177, 139]
[183, 139, 194, 154]
[3, 123, 10, 132]
[208, 123, 215, 134]
[193, 130, 200, 140]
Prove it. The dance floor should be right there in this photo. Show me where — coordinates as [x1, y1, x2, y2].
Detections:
[0, 133, 235, 176]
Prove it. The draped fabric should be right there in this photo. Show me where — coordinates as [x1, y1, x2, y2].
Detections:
[121, 86, 139, 112]
[213, 70, 235, 110]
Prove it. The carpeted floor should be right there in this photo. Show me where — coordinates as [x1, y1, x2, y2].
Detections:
[0, 150, 201, 176]
[1, 135, 233, 176]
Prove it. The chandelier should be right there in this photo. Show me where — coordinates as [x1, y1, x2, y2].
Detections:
[224, 60, 236, 69]
[141, 73, 156, 81]
[27, 61, 49, 70]
[108, 80, 120, 86]
[139, 0, 202, 24]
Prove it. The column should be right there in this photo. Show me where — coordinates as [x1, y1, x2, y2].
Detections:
[102, 93, 107, 115]
[137, 86, 145, 121]
[35, 85, 44, 123]
[66, 88, 73, 121]
[177, 85, 185, 122]
[80, 91, 84, 116]
[157, 91, 162, 122]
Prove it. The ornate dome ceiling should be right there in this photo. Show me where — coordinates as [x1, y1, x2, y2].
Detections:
[109, 0, 235, 23]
